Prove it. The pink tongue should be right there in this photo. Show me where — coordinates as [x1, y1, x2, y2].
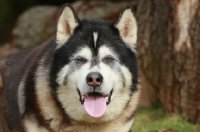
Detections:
[84, 95, 107, 118]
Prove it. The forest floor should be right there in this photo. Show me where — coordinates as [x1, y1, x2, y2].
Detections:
[133, 105, 199, 132]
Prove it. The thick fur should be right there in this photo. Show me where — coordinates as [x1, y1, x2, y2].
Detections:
[0, 4, 140, 132]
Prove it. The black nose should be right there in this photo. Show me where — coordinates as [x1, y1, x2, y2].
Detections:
[86, 72, 103, 87]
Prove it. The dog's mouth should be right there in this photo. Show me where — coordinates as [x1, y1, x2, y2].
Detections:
[77, 90, 113, 105]
[77, 89, 113, 118]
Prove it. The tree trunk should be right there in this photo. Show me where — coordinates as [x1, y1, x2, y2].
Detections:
[137, 0, 200, 123]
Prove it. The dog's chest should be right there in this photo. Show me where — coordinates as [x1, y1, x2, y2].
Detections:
[56, 119, 134, 132]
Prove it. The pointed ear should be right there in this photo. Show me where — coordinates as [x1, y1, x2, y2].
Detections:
[56, 4, 79, 45]
[114, 6, 137, 49]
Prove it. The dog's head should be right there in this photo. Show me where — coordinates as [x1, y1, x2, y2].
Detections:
[51, 4, 139, 123]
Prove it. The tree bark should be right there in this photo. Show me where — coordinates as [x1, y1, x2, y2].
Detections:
[137, 0, 200, 123]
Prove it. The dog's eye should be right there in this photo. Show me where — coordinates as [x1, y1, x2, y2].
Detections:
[104, 56, 114, 63]
[75, 57, 87, 63]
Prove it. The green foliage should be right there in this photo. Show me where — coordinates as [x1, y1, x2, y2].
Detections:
[133, 105, 198, 132]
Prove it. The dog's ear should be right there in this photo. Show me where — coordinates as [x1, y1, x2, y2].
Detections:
[56, 4, 79, 45]
[114, 6, 137, 49]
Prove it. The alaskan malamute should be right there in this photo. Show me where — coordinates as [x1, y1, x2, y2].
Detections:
[0, 4, 140, 132]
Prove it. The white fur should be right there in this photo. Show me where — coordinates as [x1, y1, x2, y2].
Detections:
[93, 32, 98, 48]
[57, 65, 69, 85]
[71, 47, 92, 60]
[115, 8, 137, 51]
[18, 75, 26, 114]
[23, 115, 48, 132]
[98, 45, 119, 61]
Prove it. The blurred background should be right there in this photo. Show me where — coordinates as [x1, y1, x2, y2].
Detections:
[0, 0, 200, 131]
[0, 0, 74, 44]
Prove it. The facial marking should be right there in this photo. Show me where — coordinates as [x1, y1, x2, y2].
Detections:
[98, 46, 118, 61]
[93, 32, 98, 48]
[72, 47, 92, 60]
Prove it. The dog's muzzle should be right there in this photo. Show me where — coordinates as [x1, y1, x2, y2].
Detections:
[77, 72, 113, 118]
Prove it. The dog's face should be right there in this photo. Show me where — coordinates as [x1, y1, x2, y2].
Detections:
[51, 4, 138, 123]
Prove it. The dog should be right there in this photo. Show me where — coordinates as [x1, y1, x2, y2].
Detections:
[0, 4, 140, 132]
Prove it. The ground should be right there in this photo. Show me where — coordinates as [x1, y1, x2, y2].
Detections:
[133, 105, 199, 132]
